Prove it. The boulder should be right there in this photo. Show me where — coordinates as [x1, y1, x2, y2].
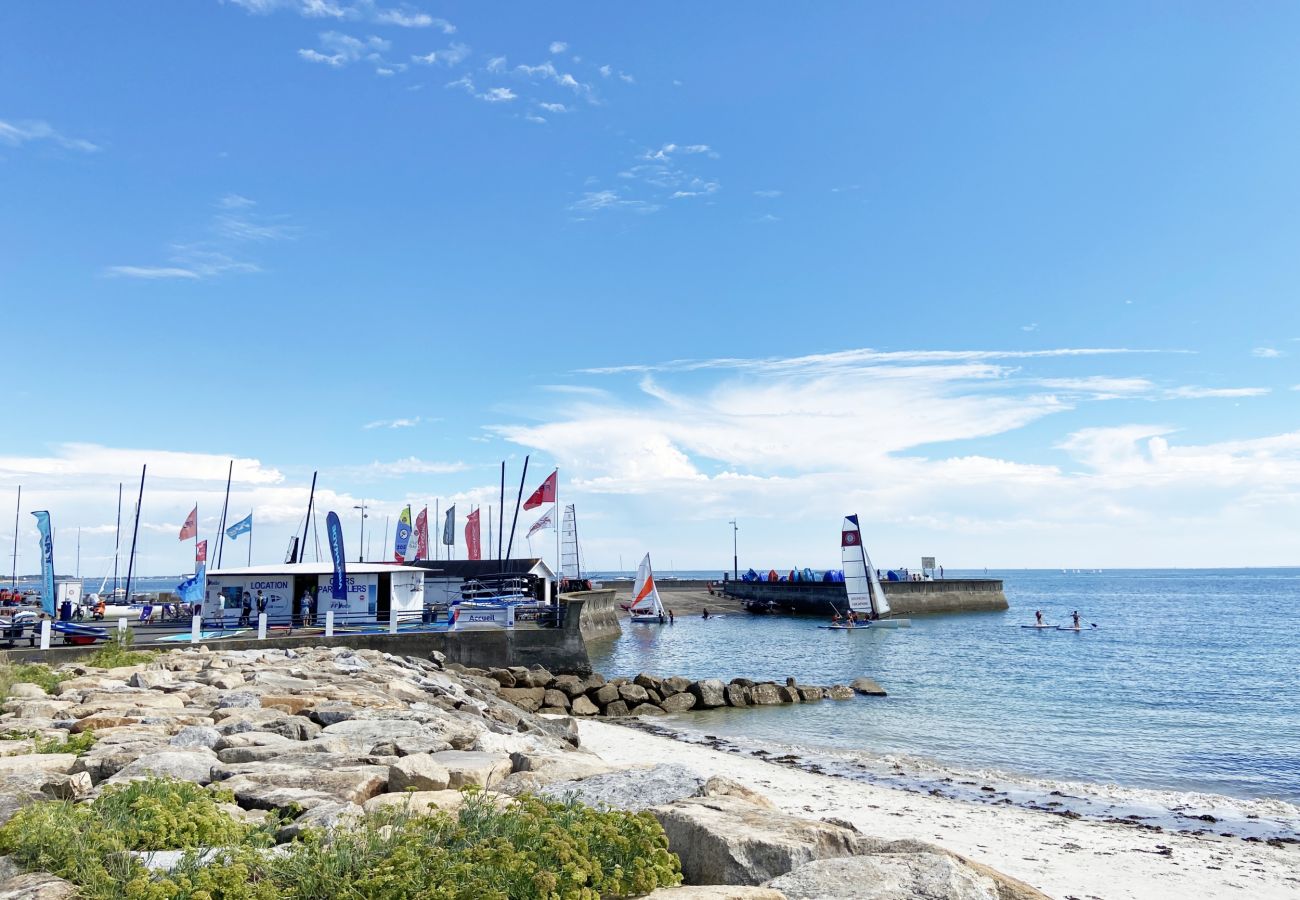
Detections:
[309, 701, 359, 726]
[499, 687, 547, 712]
[766, 854, 1004, 900]
[0, 755, 77, 777]
[642, 889, 787, 900]
[630, 703, 666, 716]
[488, 668, 516, 687]
[549, 675, 585, 697]
[777, 687, 801, 704]
[39, 772, 93, 801]
[650, 796, 873, 885]
[539, 764, 705, 811]
[363, 789, 508, 817]
[320, 718, 442, 749]
[749, 685, 783, 706]
[425, 751, 511, 789]
[109, 750, 218, 785]
[725, 684, 750, 707]
[542, 689, 571, 710]
[129, 670, 173, 690]
[259, 695, 315, 716]
[703, 776, 775, 809]
[213, 731, 294, 752]
[690, 680, 727, 709]
[618, 683, 650, 704]
[603, 700, 630, 718]
[5, 684, 47, 700]
[633, 673, 664, 692]
[663, 676, 692, 695]
[827, 685, 854, 701]
[0, 872, 79, 899]
[508, 751, 614, 784]
[170, 726, 222, 750]
[388, 754, 451, 792]
[276, 801, 363, 841]
[591, 684, 621, 706]
[569, 695, 600, 717]
[796, 688, 824, 703]
[661, 693, 698, 713]
[216, 691, 263, 709]
[850, 678, 887, 697]
[218, 764, 389, 810]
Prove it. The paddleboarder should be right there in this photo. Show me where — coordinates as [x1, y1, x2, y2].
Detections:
[1035, 609, 1044, 626]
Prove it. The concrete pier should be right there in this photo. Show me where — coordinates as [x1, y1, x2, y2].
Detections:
[724, 578, 1007, 615]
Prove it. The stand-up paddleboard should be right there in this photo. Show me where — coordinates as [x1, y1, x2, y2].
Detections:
[869, 619, 911, 628]
[1020, 623, 1056, 629]
[1057, 625, 1092, 631]
[819, 623, 869, 630]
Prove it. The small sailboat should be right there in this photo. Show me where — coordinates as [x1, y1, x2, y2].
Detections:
[628, 553, 667, 623]
[821, 514, 910, 629]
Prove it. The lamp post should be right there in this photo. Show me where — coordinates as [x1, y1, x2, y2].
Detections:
[729, 519, 738, 580]
[353, 502, 368, 562]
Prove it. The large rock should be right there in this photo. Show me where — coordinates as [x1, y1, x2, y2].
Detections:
[309, 701, 359, 726]
[218, 764, 389, 809]
[725, 684, 750, 707]
[766, 854, 1003, 900]
[542, 689, 570, 710]
[540, 764, 705, 811]
[661, 692, 697, 713]
[591, 684, 621, 706]
[651, 796, 873, 885]
[425, 751, 511, 789]
[0, 755, 77, 777]
[276, 801, 363, 841]
[499, 687, 546, 712]
[749, 684, 782, 705]
[508, 751, 614, 784]
[0, 872, 79, 899]
[603, 700, 630, 718]
[663, 676, 692, 695]
[850, 678, 887, 697]
[363, 789, 508, 817]
[109, 750, 218, 785]
[170, 726, 222, 749]
[690, 680, 727, 709]
[549, 675, 585, 697]
[388, 754, 451, 792]
[569, 695, 600, 716]
[5, 684, 48, 700]
[618, 683, 650, 704]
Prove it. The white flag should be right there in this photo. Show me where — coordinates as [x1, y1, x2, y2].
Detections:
[527, 506, 554, 539]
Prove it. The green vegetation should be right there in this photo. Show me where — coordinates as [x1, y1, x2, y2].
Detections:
[0, 728, 97, 755]
[0, 780, 682, 899]
[0, 661, 67, 697]
[87, 631, 158, 668]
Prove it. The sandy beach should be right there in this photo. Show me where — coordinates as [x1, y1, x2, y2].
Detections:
[577, 719, 1300, 900]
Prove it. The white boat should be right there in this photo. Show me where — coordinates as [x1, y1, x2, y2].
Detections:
[628, 553, 667, 623]
[840, 514, 910, 628]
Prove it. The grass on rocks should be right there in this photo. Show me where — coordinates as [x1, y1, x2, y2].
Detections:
[0, 661, 67, 697]
[87, 631, 159, 668]
[0, 779, 682, 899]
[0, 728, 97, 755]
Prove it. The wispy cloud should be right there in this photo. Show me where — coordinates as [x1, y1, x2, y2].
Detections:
[569, 190, 661, 215]
[103, 195, 298, 280]
[549, 41, 568, 54]
[298, 31, 390, 68]
[577, 141, 722, 214]
[0, 118, 100, 153]
[412, 42, 470, 66]
[363, 416, 422, 429]
[1166, 386, 1270, 399]
[446, 75, 516, 103]
[374, 7, 453, 29]
[335, 457, 470, 479]
[1252, 347, 1283, 358]
[227, 0, 454, 31]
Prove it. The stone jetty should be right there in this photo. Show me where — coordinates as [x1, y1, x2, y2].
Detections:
[0, 646, 1041, 899]
[479, 665, 888, 718]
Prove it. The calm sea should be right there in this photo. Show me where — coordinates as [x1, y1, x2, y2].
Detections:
[588, 569, 1300, 839]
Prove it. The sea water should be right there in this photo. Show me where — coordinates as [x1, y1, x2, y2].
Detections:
[587, 568, 1300, 839]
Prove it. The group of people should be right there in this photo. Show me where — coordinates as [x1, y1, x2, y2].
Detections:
[1034, 609, 1085, 628]
[829, 609, 869, 627]
[208, 588, 318, 630]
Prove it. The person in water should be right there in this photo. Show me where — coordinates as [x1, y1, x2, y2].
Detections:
[702, 607, 710, 619]
[1035, 609, 1044, 625]
[1071, 610, 1082, 628]
[668, 609, 675, 624]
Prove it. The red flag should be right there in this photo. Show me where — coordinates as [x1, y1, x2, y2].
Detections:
[179, 505, 198, 541]
[415, 507, 429, 561]
[195, 540, 208, 564]
[523, 470, 557, 510]
[465, 508, 481, 560]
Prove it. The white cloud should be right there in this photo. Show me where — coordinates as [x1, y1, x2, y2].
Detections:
[539, 102, 568, 113]
[1021, 323, 1039, 332]
[331, 457, 470, 479]
[411, 42, 470, 66]
[1166, 386, 1270, 399]
[226, 0, 454, 31]
[598, 65, 611, 77]
[0, 118, 100, 153]
[1252, 347, 1283, 358]
[569, 190, 661, 215]
[298, 31, 390, 69]
[549, 41, 568, 54]
[481, 87, 516, 103]
[363, 416, 421, 429]
[103, 195, 296, 280]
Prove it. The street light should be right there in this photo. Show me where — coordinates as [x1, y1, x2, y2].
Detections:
[729, 519, 738, 581]
[353, 502, 368, 562]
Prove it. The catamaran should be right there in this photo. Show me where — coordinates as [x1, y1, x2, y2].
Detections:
[628, 553, 667, 623]
[821, 514, 910, 629]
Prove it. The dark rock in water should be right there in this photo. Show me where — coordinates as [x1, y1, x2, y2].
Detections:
[690, 679, 727, 709]
[661, 693, 698, 714]
[777, 686, 801, 703]
[663, 676, 692, 695]
[826, 685, 854, 701]
[850, 677, 887, 697]
[591, 684, 621, 706]
[729, 677, 756, 688]
[749, 684, 782, 706]
[629, 703, 666, 716]
[725, 684, 750, 707]
[797, 687, 825, 702]
[619, 683, 650, 704]
[634, 672, 664, 692]
[539, 763, 705, 811]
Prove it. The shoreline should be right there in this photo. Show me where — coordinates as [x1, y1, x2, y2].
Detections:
[577, 718, 1300, 900]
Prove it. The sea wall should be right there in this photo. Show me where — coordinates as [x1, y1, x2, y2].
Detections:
[569, 589, 622, 641]
[723, 578, 1007, 615]
[0, 598, 595, 674]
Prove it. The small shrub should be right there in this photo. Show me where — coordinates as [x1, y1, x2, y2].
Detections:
[87, 631, 158, 668]
[0, 662, 67, 697]
[0, 728, 97, 755]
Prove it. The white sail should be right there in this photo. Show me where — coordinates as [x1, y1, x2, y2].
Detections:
[560, 504, 581, 580]
[629, 552, 665, 619]
[842, 514, 890, 618]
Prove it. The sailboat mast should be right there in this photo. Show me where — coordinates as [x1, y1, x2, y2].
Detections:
[123, 465, 146, 606]
[113, 483, 122, 596]
[298, 471, 317, 565]
[10, 485, 19, 591]
[572, 505, 582, 580]
[506, 455, 529, 561]
[216, 461, 232, 568]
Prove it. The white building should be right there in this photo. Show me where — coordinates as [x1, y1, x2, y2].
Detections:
[205, 562, 423, 625]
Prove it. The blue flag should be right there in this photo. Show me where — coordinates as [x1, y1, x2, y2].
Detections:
[326, 511, 347, 601]
[226, 514, 252, 541]
[31, 511, 56, 617]
[176, 565, 206, 604]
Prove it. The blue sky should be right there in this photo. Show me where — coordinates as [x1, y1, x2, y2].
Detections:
[2, 1, 1298, 576]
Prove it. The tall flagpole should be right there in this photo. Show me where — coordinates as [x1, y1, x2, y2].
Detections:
[216, 461, 232, 568]
[434, 499, 439, 561]
[10, 485, 19, 591]
[113, 483, 121, 597]
[487, 506, 493, 564]
[124, 465, 145, 606]
[299, 471, 317, 565]
[555, 467, 560, 576]
[248, 510, 253, 566]
[498, 461, 505, 562]
[506, 455, 529, 561]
